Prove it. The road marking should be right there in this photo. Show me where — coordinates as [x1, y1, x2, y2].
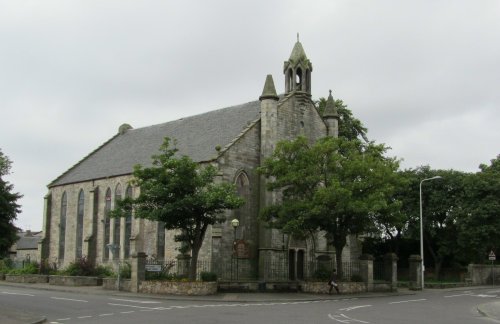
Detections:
[108, 302, 165, 310]
[99, 313, 114, 316]
[1, 291, 35, 296]
[120, 311, 135, 314]
[77, 315, 92, 319]
[339, 305, 372, 311]
[328, 313, 370, 323]
[444, 293, 474, 298]
[389, 298, 427, 304]
[109, 297, 161, 304]
[475, 294, 497, 298]
[51, 297, 88, 302]
[56, 318, 70, 321]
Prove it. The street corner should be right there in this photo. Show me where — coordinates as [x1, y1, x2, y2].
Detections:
[477, 301, 500, 322]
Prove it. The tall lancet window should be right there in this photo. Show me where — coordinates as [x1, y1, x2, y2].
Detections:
[124, 186, 133, 259]
[59, 192, 67, 260]
[75, 189, 84, 259]
[104, 188, 112, 260]
[234, 172, 251, 239]
[113, 184, 122, 259]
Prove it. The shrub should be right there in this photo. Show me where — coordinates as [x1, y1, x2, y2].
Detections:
[350, 274, 364, 282]
[0, 259, 13, 272]
[60, 257, 95, 276]
[200, 271, 217, 282]
[94, 265, 114, 278]
[8, 262, 39, 275]
[312, 266, 331, 281]
[119, 262, 131, 279]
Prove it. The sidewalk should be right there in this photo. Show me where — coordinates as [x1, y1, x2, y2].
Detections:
[0, 281, 414, 323]
[477, 301, 500, 322]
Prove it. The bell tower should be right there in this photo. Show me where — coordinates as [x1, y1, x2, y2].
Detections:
[283, 34, 313, 96]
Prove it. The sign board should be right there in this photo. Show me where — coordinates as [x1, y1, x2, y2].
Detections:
[489, 251, 496, 261]
[145, 264, 162, 272]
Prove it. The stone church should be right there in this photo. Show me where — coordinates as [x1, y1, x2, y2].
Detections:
[39, 39, 361, 280]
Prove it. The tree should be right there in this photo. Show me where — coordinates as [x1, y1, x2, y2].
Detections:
[112, 138, 244, 280]
[456, 155, 500, 263]
[0, 149, 21, 257]
[259, 136, 400, 277]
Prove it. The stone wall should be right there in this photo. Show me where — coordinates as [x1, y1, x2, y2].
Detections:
[5, 274, 49, 284]
[139, 281, 217, 295]
[102, 278, 131, 291]
[468, 264, 500, 285]
[301, 281, 366, 294]
[49, 275, 103, 286]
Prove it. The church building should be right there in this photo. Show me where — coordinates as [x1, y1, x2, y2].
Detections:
[39, 39, 361, 280]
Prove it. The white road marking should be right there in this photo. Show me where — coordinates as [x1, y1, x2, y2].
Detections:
[51, 297, 88, 302]
[77, 315, 92, 319]
[444, 293, 474, 298]
[339, 305, 372, 311]
[99, 313, 114, 316]
[108, 302, 165, 310]
[389, 298, 427, 304]
[1, 291, 35, 296]
[56, 318, 70, 321]
[475, 294, 497, 298]
[328, 313, 370, 323]
[120, 311, 135, 314]
[109, 297, 161, 304]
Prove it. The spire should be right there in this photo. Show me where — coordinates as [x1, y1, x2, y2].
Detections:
[323, 90, 339, 118]
[284, 35, 313, 95]
[259, 74, 279, 101]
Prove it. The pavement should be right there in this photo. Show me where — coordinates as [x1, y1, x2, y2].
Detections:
[4, 281, 499, 323]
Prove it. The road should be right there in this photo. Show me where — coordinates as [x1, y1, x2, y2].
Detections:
[1, 285, 500, 323]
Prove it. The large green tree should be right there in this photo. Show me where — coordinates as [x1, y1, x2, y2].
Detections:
[0, 149, 21, 258]
[456, 155, 500, 263]
[112, 138, 244, 280]
[259, 136, 400, 277]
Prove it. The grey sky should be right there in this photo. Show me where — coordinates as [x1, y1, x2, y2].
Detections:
[1, 0, 499, 231]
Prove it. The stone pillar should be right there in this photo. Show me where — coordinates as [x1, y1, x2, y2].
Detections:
[39, 193, 52, 261]
[359, 254, 374, 292]
[408, 255, 422, 290]
[384, 253, 398, 291]
[130, 252, 146, 293]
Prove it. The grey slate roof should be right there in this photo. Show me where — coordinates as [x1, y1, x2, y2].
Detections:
[15, 232, 43, 250]
[50, 100, 261, 187]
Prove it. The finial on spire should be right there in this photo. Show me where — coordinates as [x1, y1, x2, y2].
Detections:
[329, 89, 332, 96]
[297, 33, 299, 42]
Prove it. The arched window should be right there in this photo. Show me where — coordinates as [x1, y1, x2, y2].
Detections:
[157, 222, 165, 260]
[124, 186, 133, 259]
[113, 184, 122, 259]
[75, 189, 84, 259]
[59, 192, 67, 260]
[104, 188, 111, 260]
[234, 172, 251, 239]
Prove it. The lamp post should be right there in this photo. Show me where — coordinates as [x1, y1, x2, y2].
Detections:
[231, 218, 240, 281]
[419, 176, 442, 290]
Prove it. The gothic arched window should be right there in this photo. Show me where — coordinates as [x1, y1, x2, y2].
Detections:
[75, 189, 84, 259]
[59, 192, 67, 260]
[104, 188, 111, 260]
[234, 172, 251, 240]
[113, 184, 122, 259]
[124, 186, 133, 259]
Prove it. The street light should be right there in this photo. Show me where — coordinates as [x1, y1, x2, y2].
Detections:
[419, 176, 442, 290]
[231, 219, 239, 281]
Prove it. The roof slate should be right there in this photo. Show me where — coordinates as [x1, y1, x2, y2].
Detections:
[50, 100, 261, 187]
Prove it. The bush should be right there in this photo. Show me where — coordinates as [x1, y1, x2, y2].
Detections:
[312, 266, 331, 281]
[60, 257, 95, 276]
[94, 265, 114, 278]
[0, 259, 13, 272]
[200, 271, 217, 282]
[8, 262, 39, 275]
[119, 262, 131, 279]
[350, 274, 364, 282]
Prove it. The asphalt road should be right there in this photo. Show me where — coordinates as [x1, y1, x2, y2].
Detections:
[1, 285, 500, 323]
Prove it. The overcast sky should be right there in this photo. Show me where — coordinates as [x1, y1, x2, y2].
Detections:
[1, 0, 499, 231]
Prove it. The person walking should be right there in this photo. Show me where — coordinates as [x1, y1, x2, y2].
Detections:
[328, 269, 340, 294]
